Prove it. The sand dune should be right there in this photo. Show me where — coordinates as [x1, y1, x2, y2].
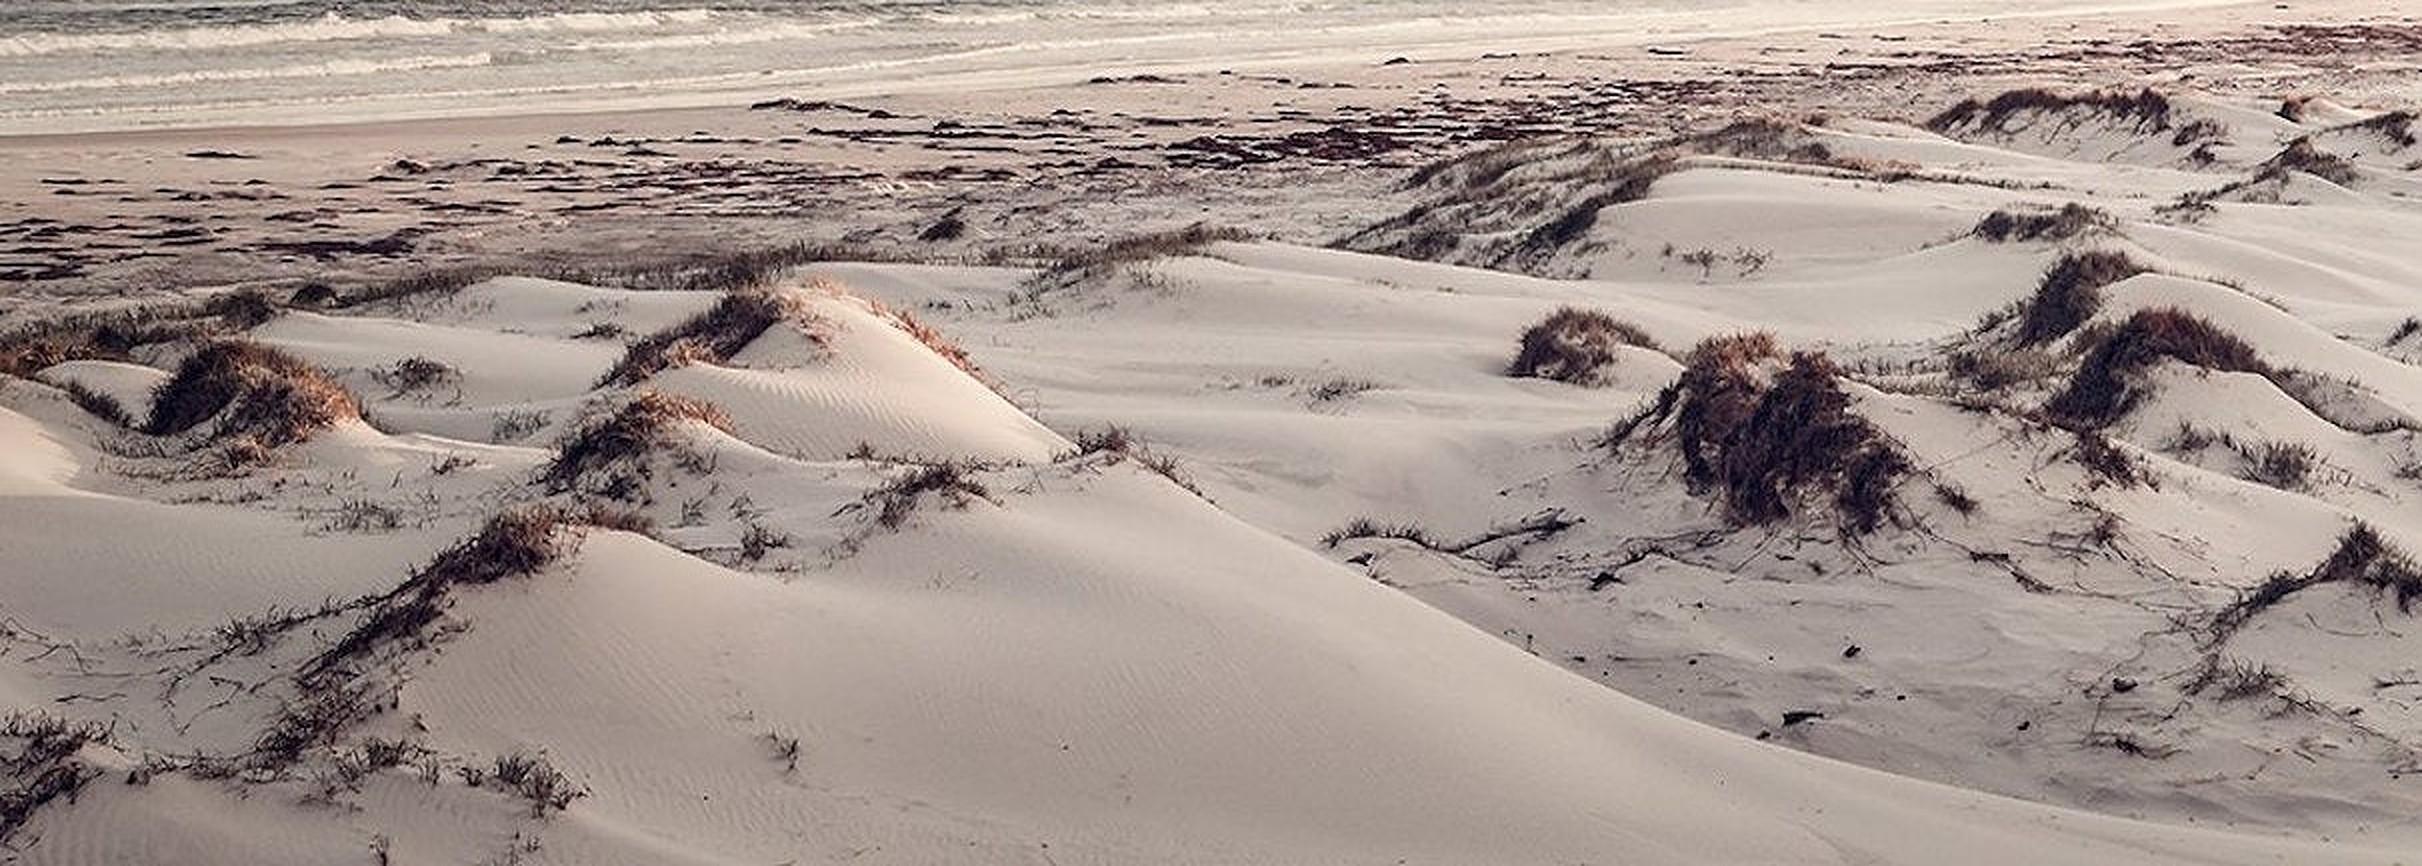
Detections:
[8, 80, 2422, 864]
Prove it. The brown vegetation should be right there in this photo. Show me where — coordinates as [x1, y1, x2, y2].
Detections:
[2046, 308, 2267, 428]
[598, 290, 809, 387]
[1928, 88, 2175, 134]
[0, 712, 108, 843]
[1972, 204, 2112, 243]
[864, 462, 993, 530]
[540, 392, 734, 498]
[145, 341, 358, 454]
[2207, 524, 2422, 641]
[2262, 137, 2362, 185]
[1031, 224, 1253, 286]
[1611, 334, 1911, 534]
[302, 508, 582, 688]
[1508, 307, 1659, 385]
[2014, 251, 2146, 346]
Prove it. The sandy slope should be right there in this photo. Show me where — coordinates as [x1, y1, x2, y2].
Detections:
[7, 85, 2422, 863]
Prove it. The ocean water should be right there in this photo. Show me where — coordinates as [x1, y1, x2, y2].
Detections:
[0, 0, 2225, 134]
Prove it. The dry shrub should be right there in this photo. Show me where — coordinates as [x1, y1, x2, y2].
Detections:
[2338, 110, 2418, 148]
[2240, 440, 2318, 490]
[1508, 307, 1659, 385]
[1321, 518, 1439, 549]
[0, 712, 107, 843]
[486, 751, 586, 816]
[2262, 137, 2361, 185]
[1972, 204, 2112, 243]
[1510, 155, 1674, 261]
[1948, 347, 2057, 390]
[2047, 308, 2267, 428]
[336, 266, 496, 309]
[2014, 251, 2145, 346]
[55, 379, 132, 427]
[1616, 334, 1911, 534]
[1061, 424, 1203, 496]
[371, 356, 458, 395]
[146, 341, 358, 453]
[872, 300, 983, 380]
[540, 392, 733, 497]
[1678, 117, 1839, 165]
[2208, 523, 2422, 640]
[1033, 224, 1252, 286]
[2070, 429, 2144, 488]
[203, 289, 282, 330]
[304, 508, 580, 684]
[1929, 87, 2175, 134]
[865, 462, 991, 530]
[598, 290, 808, 387]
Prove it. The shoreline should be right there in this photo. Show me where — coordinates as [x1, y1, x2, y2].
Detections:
[0, 0, 2279, 142]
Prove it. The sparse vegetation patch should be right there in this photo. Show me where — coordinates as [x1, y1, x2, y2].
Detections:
[2046, 308, 2267, 428]
[540, 392, 733, 500]
[1508, 307, 1659, 386]
[1928, 88, 2175, 135]
[1610, 334, 1911, 534]
[145, 341, 359, 456]
[598, 290, 811, 387]
[2013, 251, 2145, 346]
[1972, 204, 2113, 243]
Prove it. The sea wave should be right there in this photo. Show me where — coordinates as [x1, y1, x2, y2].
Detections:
[0, 8, 722, 57]
[0, 52, 495, 93]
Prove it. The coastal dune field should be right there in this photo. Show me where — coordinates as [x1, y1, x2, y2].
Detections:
[5, 1, 2422, 863]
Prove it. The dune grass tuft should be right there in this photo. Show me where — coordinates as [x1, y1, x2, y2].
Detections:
[1508, 307, 1659, 386]
[2047, 308, 2266, 428]
[145, 341, 358, 456]
[598, 290, 809, 387]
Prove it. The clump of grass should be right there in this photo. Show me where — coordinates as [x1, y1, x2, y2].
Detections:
[1928, 87, 2175, 134]
[2240, 440, 2318, 490]
[2013, 251, 2146, 346]
[1507, 307, 1659, 386]
[876, 301, 983, 380]
[54, 378, 131, 427]
[2046, 308, 2267, 428]
[370, 356, 459, 395]
[919, 207, 968, 242]
[1947, 347, 2057, 390]
[597, 290, 809, 387]
[1507, 155, 1675, 262]
[1972, 203, 2113, 243]
[2185, 657, 2287, 701]
[2262, 137, 2361, 185]
[1321, 518, 1439, 549]
[539, 392, 733, 499]
[571, 321, 629, 341]
[485, 751, 586, 817]
[2070, 429, 2145, 488]
[2208, 523, 2422, 640]
[303, 507, 581, 686]
[1061, 424, 1204, 496]
[335, 266, 497, 309]
[1305, 377, 1380, 403]
[1031, 224, 1252, 287]
[2390, 316, 2422, 346]
[2337, 110, 2418, 148]
[288, 281, 339, 307]
[1613, 334, 1911, 534]
[864, 462, 992, 530]
[145, 341, 359, 455]
[0, 712, 109, 843]
[204, 289, 282, 330]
